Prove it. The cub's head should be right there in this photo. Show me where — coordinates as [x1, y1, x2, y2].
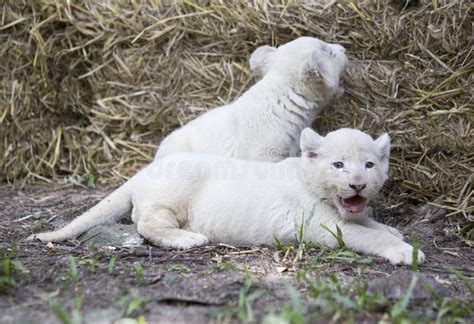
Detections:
[299, 127, 390, 218]
[249, 37, 348, 100]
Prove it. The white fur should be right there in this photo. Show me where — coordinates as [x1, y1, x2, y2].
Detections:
[155, 36, 348, 162]
[27, 37, 347, 246]
[29, 128, 425, 266]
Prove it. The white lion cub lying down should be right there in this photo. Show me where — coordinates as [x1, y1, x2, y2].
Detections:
[155, 36, 348, 161]
[29, 128, 425, 265]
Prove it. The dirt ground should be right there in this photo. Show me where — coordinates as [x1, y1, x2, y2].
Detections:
[0, 184, 472, 323]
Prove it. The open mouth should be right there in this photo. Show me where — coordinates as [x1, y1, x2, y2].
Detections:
[337, 195, 367, 214]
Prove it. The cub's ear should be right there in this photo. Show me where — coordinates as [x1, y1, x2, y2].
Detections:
[310, 50, 328, 79]
[300, 128, 323, 158]
[249, 45, 276, 76]
[375, 133, 390, 160]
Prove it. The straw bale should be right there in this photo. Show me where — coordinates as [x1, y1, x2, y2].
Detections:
[1, 1, 472, 238]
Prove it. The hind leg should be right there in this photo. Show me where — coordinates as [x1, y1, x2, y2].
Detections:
[137, 207, 209, 249]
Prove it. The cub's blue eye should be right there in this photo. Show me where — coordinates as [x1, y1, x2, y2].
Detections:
[333, 162, 344, 169]
[365, 161, 374, 169]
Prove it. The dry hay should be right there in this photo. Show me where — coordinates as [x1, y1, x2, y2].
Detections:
[1, 1, 472, 240]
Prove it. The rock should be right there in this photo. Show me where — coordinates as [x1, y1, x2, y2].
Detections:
[78, 223, 144, 248]
[367, 270, 450, 300]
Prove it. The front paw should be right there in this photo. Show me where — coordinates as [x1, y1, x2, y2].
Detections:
[381, 243, 426, 265]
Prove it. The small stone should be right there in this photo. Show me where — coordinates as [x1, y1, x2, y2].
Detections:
[79, 223, 144, 248]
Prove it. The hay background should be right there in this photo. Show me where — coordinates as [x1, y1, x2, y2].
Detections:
[1, 1, 472, 238]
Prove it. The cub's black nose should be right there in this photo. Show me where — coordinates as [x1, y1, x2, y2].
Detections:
[349, 183, 366, 192]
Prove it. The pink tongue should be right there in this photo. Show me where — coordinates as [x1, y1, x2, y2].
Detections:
[341, 196, 366, 213]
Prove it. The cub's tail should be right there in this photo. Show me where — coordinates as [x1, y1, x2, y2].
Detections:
[27, 180, 132, 242]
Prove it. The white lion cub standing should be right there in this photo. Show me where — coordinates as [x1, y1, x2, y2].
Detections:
[29, 128, 425, 265]
[155, 36, 348, 161]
